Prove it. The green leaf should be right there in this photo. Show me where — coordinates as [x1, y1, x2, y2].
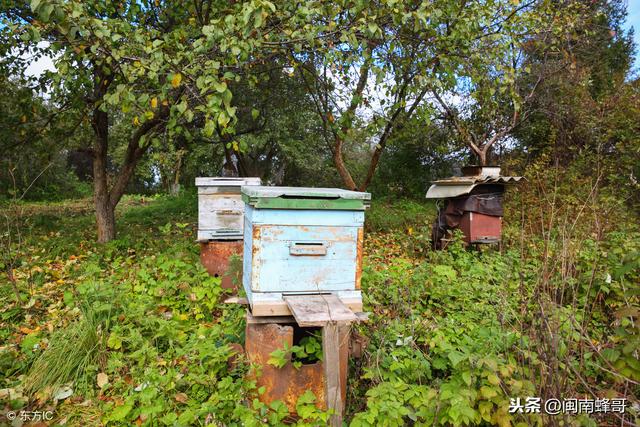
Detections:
[203, 120, 216, 137]
[447, 351, 466, 367]
[108, 403, 133, 422]
[21, 333, 40, 354]
[107, 332, 122, 350]
[214, 81, 227, 93]
[251, 108, 260, 120]
[217, 111, 230, 127]
[461, 371, 472, 386]
[40, 4, 54, 21]
[30, 0, 42, 12]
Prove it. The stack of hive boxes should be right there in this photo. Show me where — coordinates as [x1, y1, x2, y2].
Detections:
[196, 183, 370, 421]
[195, 177, 261, 288]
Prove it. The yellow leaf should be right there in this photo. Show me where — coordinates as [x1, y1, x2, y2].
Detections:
[171, 73, 182, 88]
[150, 97, 158, 109]
[480, 386, 498, 399]
[97, 372, 108, 388]
[162, 100, 168, 106]
[20, 115, 27, 123]
[133, 116, 140, 126]
[487, 373, 500, 386]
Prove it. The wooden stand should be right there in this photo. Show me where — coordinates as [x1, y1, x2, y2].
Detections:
[284, 295, 358, 426]
[241, 295, 366, 426]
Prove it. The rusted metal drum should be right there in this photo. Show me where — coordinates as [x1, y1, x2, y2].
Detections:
[244, 320, 349, 416]
[199, 240, 243, 290]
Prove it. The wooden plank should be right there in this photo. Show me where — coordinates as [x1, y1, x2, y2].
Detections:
[223, 296, 248, 305]
[245, 310, 296, 325]
[250, 297, 363, 317]
[323, 321, 348, 426]
[284, 294, 357, 327]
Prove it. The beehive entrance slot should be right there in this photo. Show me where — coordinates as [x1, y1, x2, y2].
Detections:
[290, 242, 327, 256]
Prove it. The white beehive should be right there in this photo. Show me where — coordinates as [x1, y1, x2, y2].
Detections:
[196, 177, 261, 241]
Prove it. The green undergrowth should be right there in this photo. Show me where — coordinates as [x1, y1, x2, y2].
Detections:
[365, 198, 436, 233]
[1, 189, 638, 426]
[351, 225, 639, 426]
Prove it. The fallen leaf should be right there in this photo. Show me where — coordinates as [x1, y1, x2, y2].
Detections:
[53, 384, 73, 401]
[171, 73, 182, 88]
[97, 372, 109, 388]
[134, 382, 148, 392]
[175, 392, 188, 403]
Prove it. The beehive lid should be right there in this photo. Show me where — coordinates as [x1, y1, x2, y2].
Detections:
[195, 177, 261, 187]
[242, 186, 371, 210]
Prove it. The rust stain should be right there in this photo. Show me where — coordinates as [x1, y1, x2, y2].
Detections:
[355, 227, 363, 289]
[245, 322, 349, 416]
[199, 241, 243, 290]
[251, 226, 262, 291]
[252, 227, 261, 256]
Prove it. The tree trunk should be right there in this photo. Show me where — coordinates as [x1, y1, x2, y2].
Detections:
[478, 148, 488, 166]
[170, 151, 183, 195]
[95, 194, 116, 243]
[333, 137, 358, 190]
[91, 106, 117, 243]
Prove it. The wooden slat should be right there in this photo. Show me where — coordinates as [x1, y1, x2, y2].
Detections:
[323, 321, 349, 426]
[251, 296, 363, 317]
[245, 310, 297, 325]
[223, 296, 249, 305]
[284, 294, 358, 327]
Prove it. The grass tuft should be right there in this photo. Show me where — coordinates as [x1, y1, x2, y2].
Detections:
[23, 306, 106, 397]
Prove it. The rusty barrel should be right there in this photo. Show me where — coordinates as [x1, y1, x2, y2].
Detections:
[244, 321, 349, 416]
[199, 240, 243, 290]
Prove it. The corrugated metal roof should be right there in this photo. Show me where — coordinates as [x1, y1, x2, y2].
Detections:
[426, 175, 524, 199]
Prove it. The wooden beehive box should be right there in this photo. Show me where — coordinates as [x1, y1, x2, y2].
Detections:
[196, 177, 261, 241]
[459, 211, 502, 244]
[240, 186, 371, 316]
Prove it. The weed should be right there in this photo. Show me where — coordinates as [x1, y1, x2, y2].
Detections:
[23, 305, 106, 398]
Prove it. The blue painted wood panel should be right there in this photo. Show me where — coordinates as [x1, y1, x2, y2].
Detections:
[245, 205, 364, 226]
[242, 205, 364, 299]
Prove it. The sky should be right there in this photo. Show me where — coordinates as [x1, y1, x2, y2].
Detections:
[627, 0, 640, 67]
[24, 42, 55, 78]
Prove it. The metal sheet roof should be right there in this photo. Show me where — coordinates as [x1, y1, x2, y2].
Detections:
[426, 175, 524, 199]
[241, 186, 371, 200]
[195, 177, 261, 187]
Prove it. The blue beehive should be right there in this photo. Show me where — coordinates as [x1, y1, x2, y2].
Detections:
[241, 186, 371, 316]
